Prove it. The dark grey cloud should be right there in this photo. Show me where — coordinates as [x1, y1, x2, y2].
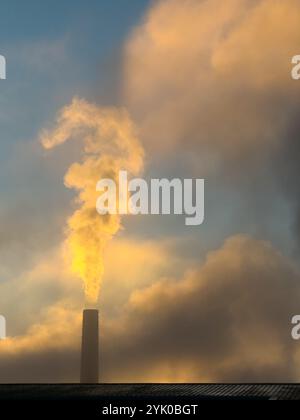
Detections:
[1, 236, 300, 383]
[101, 235, 300, 382]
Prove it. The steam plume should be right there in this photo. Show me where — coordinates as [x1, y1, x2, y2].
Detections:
[41, 97, 144, 303]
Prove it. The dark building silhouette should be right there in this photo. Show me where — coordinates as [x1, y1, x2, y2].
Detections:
[1, 384, 300, 400]
[80, 309, 99, 383]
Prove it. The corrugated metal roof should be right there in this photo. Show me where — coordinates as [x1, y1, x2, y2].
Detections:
[0, 384, 300, 400]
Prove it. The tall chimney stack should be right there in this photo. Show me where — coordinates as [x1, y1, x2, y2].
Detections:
[80, 309, 99, 383]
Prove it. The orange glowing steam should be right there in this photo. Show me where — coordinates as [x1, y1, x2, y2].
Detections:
[41, 98, 144, 303]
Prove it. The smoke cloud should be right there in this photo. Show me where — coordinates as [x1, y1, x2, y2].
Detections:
[41, 98, 144, 303]
[124, 0, 300, 248]
[101, 235, 300, 382]
[124, 0, 300, 175]
[1, 235, 300, 382]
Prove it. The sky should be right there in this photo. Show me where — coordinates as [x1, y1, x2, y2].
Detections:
[1, 0, 300, 383]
